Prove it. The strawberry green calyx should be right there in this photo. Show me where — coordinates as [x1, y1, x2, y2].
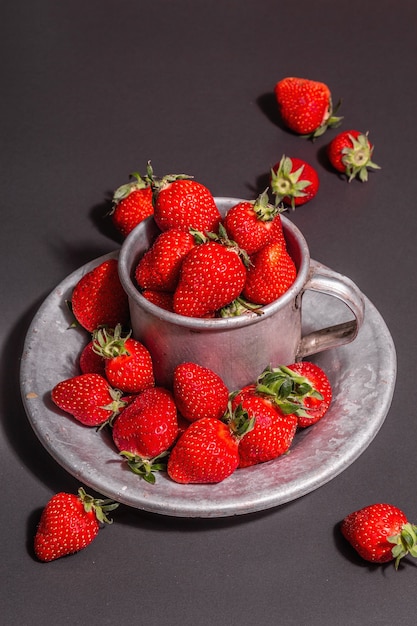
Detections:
[208, 223, 252, 268]
[271, 156, 311, 209]
[112, 171, 151, 206]
[77, 487, 119, 524]
[219, 296, 263, 318]
[120, 450, 169, 484]
[92, 324, 131, 359]
[388, 522, 417, 570]
[342, 132, 381, 182]
[308, 98, 343, 140]
[256, 364, 323, 417]
[252, 189, 284, 222]
[223, 400, 255, 439]
[146, 160, 193, 196]
[99, 387, 128, 428]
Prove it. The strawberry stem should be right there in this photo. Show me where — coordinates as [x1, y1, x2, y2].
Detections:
[77, 487, 119, 524]
[256, 365, 323, 417]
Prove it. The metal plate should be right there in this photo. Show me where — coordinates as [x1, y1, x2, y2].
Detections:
[20, 251, 397, 518]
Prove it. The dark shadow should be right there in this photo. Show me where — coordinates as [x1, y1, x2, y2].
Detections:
[89, 190, 124, 245]
[257, 91, 288, 132]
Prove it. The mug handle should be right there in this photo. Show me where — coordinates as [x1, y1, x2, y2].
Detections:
[296, 259, 366, 359]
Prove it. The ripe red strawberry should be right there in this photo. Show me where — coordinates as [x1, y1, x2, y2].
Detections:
[92, 324, 154, 394]
[34, 487, 118, 562]
[173, 241, 247, 317]
[229, 385, 297, 467]
[274, 76, 342, 138]
[341, 503, 417, 568]
[242, 241, 296, 305]
[51, 373, 127, 427]
[257, 362, 332, 427]
[71, 258, 130, 332]
[141, 289, 174, 312]
[327, 130, 380, 182]
[270, 156, 319, 209]
[173, 362, 229, 423]
[148, 163, 221, 233]
[110, 171, 154, 238]
[135, 228, 196, 292]
[222, 190, 286, 255]
[167, 417, 241, 484]
[79, 340, 106, 376]
[112, 387, 178, 482]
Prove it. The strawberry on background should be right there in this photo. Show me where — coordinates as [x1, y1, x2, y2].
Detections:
[341, 503, 417, 568]
[327, 130, 380, 182]
[34, 487, 118, 562]
[274, 76, 342, 139]
[270, 156, 319, 209]
[110, 171, 154, 238]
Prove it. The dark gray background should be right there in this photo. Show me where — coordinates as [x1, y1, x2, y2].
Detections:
[2, 1, 416, 624]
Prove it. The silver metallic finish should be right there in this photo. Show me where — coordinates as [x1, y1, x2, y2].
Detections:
[20, 250, 396, 518]
[118, 198, 366, 391]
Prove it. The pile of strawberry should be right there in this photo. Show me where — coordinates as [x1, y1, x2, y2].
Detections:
[52, 288, 333, 485]
[118, 165, 298, 317]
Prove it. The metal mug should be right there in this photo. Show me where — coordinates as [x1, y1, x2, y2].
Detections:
[118, 197, 365, 391]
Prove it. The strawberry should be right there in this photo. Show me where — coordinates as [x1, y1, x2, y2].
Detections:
[270, 156, 319, 209]
[34, 487, 118, 562]
[173, 240, 247, 317]
[147, 163, 221, 233]
[92, 324, 154, 394]
[51, 373, 127, 427]
[229, 385, 297, 467]
[79, 339, 106, 376]
[110, 171, 154, 238]
[135, 228, 196, 292]
[341, 503, 417, 569]
[112, 387, 178, 482]
[256, 362, 332, 427]
[222, 190, 286, 255]
[167, 417, 246, 484]
[70, 258, 130, 332]
[173, 362, 229, 423]
[242, 241, 296, 305]
[274, 76, 342, 139]
[141, 289, 174, 312]
[327, 130, 380, 182]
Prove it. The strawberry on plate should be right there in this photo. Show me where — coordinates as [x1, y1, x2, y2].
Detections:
[92, 324, 155, 394]
[274, 76, 342, 139]
[34, 487, 118, 562]
[167, 417, 247, 484]
[327, 130, 380, 182]
[270, 156, 319, 209]
[135, 228, 196, 292]
[70, 258, 130, 332]
[341, 503, 417, 569]
[173, 362, 229, 422]
[173, 240, 247, 317]
[112, 386, 178, 483]
[79, 339, 106, 376]
[242, 241, 296, 305]
[222, 190, 286, 255]
[229, 385, 297, 467]
[110, 171, 154, 238]
[256, 362, 332, 427]
[51, 373, 127, 427]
